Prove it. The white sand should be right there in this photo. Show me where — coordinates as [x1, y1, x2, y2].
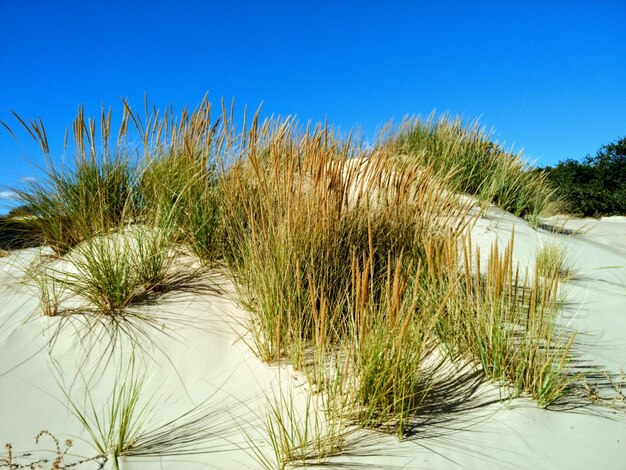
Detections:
[1, 208, 625, 469]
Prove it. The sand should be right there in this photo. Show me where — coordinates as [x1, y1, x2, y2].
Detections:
[1, 207, 625, 469]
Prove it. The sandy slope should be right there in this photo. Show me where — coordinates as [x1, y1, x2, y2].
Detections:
[1, 208, 625, 469]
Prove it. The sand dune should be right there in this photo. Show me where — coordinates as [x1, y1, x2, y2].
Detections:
[1, 207, 625, 469]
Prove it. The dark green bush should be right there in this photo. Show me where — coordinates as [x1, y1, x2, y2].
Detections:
[541, 137, 626, 217]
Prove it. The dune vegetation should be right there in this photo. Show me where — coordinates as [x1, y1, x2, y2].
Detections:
[539, 136, 626, 217]
[393, 114, 558, 225]
[1, 98, 586, 468]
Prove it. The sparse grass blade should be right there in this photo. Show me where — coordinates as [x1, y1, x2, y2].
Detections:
[62, 354, 154, 469]
[242, 383, 348, 469]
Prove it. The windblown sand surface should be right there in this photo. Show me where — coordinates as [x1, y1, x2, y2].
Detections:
[1, 208, 625, 469]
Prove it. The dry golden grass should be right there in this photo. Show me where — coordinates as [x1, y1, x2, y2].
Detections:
[1, 431, 78, 470]
[221, 117, 474, 364]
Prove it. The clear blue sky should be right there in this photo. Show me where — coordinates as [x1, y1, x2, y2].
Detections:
[1, 0, 625, 212]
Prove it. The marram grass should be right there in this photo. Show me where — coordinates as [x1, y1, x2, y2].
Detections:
[3, 98, 593, 466]
[536, 240, 574, 281]
[392, 113, 558, 224]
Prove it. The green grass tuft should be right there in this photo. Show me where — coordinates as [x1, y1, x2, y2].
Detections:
[536, 240, 573, 281]
[393, 113, 557, 223]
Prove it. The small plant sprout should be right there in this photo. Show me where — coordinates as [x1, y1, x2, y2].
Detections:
[1, 431, 92, 469]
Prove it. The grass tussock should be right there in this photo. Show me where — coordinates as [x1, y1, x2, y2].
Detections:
[7, 98, 225, 318]
[434, 233, 577, 407]
[10, 106, 137, 254]
[29, 263, 65, 317]
[338, 253, 443, 437]
[221, 119, 473, 363]
[31, 224, 176, 315]
[64, 355, 153, 470]
[62, 354, 243, 470]
[244, 386, 347, 469]
[536, 240, 573, 281]
[220, 110, 576, 450]
[134, 97, 225, 262]
[393, 113, 558, 224]
[6, 98, 225, 261]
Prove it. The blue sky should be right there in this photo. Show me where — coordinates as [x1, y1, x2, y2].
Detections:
[1, 0, 625, 212]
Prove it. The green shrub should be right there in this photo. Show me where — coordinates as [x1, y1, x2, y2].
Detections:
[541, 137, 626, 216]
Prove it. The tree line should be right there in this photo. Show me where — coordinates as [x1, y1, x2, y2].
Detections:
[538, 136, 626, 217]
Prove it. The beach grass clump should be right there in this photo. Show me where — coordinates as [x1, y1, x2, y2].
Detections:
[393, 113, 557, 223]
[65, 233, 141, 313]
[434, 234, 578, 407]
[64, 355, 152, 470]
[8, 107, 137, 254]
[536, 240, 573, 281]
[29, 262, 66, 317]
[222, 110, 579, 426]
[140, 160, 223, 263]
[339, 253, 442, 437]
[0, 213, 41, 251]
[62, 353, 244, 470]
[15, 152, 136, 255]
[125, 224, 176, 293]
[132, 97, 226, 263]
[221, 121, 357, 361]
[33, 223, 175, 315]
[222, 118, 472, 363]
[246, 386, 347, 469]
[6, 98, 227, 264]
